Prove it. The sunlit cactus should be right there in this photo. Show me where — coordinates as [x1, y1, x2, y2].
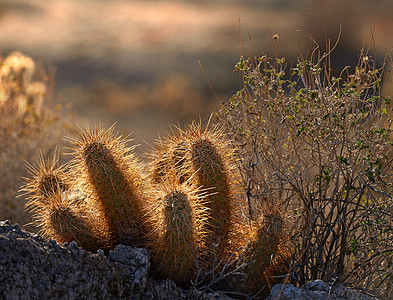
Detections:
[69, 125, 151, 247]
[148, 130, 189, 185]
[21, 154, 70, 203]
[149, 120, 245, 266]
[148, 177, 208, 287]
[186, 122, 242, 265]
[240, 209, 287, 294]
[36, 191, 111, 252]
[21, 122, 289, 296]
[22, 155, 111, 252]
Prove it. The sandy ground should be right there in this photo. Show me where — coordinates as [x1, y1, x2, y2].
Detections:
[1, 0, 393, 152]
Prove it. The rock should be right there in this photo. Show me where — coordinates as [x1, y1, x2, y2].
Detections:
[142, 278, 234, 300]
[0, 220, 149, 299]
[1, 220, 377, 300]
[0, 220, 232, 300]
[267, 280, 378, 300]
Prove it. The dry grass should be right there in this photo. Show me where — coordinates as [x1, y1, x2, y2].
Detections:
[0, 51, 73, 232]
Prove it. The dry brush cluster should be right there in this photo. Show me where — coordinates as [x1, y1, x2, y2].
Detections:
[0, 51, 69, 229]
[21, 121, 289, 298]
[218, 43, 393, 298]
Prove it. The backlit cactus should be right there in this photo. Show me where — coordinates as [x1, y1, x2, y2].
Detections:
[149, 121, 243, 264]
[69, 125, 151, 247]
[22, 122, 288, 297]
[148, 131, 189, 185]
[242, 211, 286, 294]
[37, 191, 112, 252]
[22, 155, 111, 252]
[148, 178, 208, 287]
[186, 122, 239, 264]
[22, 154, 70, 203]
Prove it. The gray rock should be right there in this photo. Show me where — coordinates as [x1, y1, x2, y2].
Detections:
[142, 279, 234, 300]
[0, 220, 149, 299]
[0, 220, 233, 300]
[1, 220, 377, 300]
[267, 280, 378, 300]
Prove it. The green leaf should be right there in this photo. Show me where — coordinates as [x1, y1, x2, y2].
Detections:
[336, 155, 349, 165]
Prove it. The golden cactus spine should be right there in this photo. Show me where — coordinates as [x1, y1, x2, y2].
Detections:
[149, 134, 189, 185]
[39, 191, 111, 252]
[185, 122, 240, 265]
[149, 121, 242, 266]
[21, 122, 290, 295]
[148, 179, 207, 287]
[69, 125, 150, 247]
[241, 211, 287, 294]
[22, 156, 111, 252]
[22, 154, 70, 202]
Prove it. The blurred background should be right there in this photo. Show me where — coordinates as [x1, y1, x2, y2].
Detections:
[1, 0, 393, 228]
[1, 0, 393, 152]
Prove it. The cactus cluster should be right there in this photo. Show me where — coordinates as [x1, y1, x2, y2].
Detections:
[22, 122, 288, 296]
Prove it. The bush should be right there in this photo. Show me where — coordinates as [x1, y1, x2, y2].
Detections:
[0, 51, 72, 231]
[217, 41, 393, 298]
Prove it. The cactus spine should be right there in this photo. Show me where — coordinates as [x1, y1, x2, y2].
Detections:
[184, 122, 240, 264]
[40, 191, 111, 252]
[149, 132, 189, 185]
[22, 122, 289, 294]
[242, 211, 286, 294]
[69, 125, 150, 247]
[148, 179, 207, 287]
[22, 155, 111, 252]
[149, 121, 243, 270]
[22, 154, 70, 202]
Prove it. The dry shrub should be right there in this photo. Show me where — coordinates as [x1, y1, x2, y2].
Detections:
[217, 38, 393, 298]
[0, 51, 72, 231]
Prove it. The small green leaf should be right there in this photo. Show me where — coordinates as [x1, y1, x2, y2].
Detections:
[336, 155, 349, 165]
